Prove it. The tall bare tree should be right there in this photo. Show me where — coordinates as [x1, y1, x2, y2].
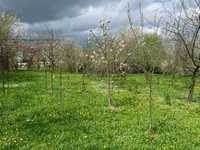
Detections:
[165, 0, 200, 102]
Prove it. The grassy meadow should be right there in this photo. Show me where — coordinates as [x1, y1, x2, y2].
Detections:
[1, 71, 200, 149]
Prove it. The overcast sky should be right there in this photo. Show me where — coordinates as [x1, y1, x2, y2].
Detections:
[0, 0, 176, 41]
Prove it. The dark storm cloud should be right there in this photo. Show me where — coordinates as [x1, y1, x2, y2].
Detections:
[0, 0, 170, 41]
[0, 0, 121, 23]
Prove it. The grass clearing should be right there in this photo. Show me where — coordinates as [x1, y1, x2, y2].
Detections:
[1, 71, 200, 149]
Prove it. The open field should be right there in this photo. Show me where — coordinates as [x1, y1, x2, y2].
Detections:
[1, 71, 200, 149]
[2, 0, 200, 149]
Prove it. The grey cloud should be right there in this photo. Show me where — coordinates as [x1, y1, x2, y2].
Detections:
[0, 0, 121, 23]
[1, 0, 169, 41]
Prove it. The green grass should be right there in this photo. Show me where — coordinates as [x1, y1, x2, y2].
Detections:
[1, 71, 200, 149]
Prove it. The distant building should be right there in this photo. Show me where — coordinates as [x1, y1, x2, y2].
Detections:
[16, 41, 45, 69]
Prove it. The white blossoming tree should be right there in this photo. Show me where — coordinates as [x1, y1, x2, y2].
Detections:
[89, 20, 131, 107]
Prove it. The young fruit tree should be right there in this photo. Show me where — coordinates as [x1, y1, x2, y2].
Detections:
[128, 1, 166, 132]
[89, 20, 130, 107]
[142, 33, 165, 132]
[41, 30, 60, 94]
[89, 20, 115, 106]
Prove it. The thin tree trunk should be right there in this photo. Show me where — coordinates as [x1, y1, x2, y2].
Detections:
[0, 47, 5, 95]
[44, 61, 48, 90]
[148, 73, 153, 131]
[43, 60, 47, 90]
[2, 68, 5, 95]
[6, 49, 9, 95]
[188, 67, 199, 102]
[81, 72, 86, 92]
[145, 70, 154, 132]
[50, 52, 54, 95]
[59, 67, 63, 101]
[51, 64, 54, 95]
[6, 68, 9, 95]
[107, 66, 112, 106]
